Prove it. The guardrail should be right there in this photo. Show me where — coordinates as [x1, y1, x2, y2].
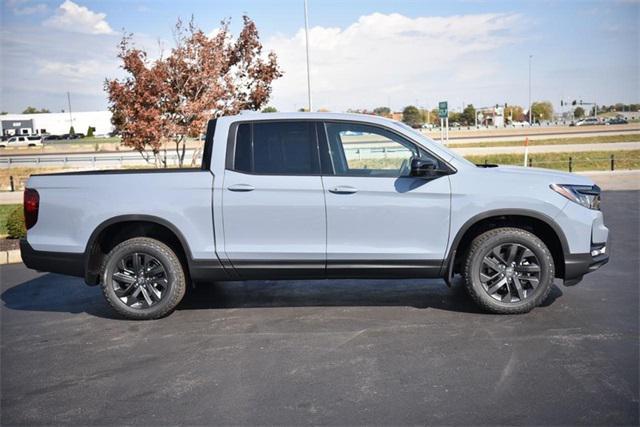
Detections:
[0, 153, 187, 168]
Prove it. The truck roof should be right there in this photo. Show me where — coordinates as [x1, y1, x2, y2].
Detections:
[219, 111, 401, 126]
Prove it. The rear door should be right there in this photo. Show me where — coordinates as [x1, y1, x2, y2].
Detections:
[319, 121, 451, 277]
[221, 120, 326, 278]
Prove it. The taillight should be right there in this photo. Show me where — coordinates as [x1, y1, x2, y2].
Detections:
[24, 188, 39, 230]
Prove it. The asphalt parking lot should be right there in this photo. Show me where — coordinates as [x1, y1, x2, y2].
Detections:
[1, 191, 638, 425]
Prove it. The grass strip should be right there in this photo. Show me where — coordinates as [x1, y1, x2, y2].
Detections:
[465, 150, 640, 172]
[449, 133, 640, 149]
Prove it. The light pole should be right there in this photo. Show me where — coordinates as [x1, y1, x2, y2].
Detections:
[303, 0, 312, 112]
[66, 91, 73, 134]
[528, 55, 532, 124]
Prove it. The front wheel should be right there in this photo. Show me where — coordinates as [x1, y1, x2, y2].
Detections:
[100, 237, 186, 320]
[463, 227, 555, 314]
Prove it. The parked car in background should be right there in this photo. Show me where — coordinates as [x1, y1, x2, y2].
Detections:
[571, 117, 601, 126]
[42, 135, 60, 141]
[0, 135, 42, 148]
[21, 112, 609, 319]
[605, 117, 628, 125]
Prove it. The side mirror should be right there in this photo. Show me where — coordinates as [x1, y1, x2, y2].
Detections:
[410, 157, 439, 177]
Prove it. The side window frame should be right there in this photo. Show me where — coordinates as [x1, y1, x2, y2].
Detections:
[225, 120, 322, 176]
[319, 120, 448, 177]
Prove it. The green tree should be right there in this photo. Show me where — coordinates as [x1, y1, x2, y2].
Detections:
[531, 101, 554, 121]
[22, 106, 50, 114]
[69, 126, 75, 135]
[448, 112, 462, 124]
[460, 104, 476, 126]
[505, 105, 525, 122]
[428, 108, 439, 124]
[86, 126, 95, 137]
[574, 106, 585, 118]
[402, 105, 423, 127]
[261, 106, 277, 113]
[373, 106, 391, 117]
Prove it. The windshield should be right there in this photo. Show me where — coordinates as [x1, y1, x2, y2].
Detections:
[393, 121, 476, 167]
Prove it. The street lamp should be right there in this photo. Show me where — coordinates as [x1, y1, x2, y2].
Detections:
[528, 55, 532, 124]
[303, 0, 312, 112]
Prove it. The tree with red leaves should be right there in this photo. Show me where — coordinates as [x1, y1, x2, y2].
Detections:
[106, 16, 282, 167]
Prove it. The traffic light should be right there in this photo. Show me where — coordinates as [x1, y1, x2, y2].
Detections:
[561, 100, 563, 106]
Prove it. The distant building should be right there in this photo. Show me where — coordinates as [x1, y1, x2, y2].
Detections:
[1, 111, 114, 137]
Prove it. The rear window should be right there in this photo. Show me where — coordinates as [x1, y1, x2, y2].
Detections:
[232, 121, 319, 175]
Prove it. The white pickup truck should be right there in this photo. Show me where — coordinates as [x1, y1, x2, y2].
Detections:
[21, 112, 609, 319]
[0, 135, 43, 148]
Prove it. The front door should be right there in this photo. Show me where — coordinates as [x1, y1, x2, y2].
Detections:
[320, 121, 451, 277]
[222, 120, 326, 278]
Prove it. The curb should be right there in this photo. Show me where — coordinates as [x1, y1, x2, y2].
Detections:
[0, 249, 21, 265]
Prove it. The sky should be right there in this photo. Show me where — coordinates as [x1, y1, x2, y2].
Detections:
[1, 0, 638, 114]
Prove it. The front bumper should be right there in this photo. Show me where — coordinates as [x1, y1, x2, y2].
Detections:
[563, 243, 609, 286]
[20, 239, 85, 278]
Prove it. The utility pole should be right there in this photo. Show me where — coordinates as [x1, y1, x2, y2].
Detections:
[303, 0, 312, 112]
[66, 91, 73, 133]
[528, 55, 533, 124]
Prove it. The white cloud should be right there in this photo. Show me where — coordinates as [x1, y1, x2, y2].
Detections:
[43, 0, 114, 35]
[266, 12, 523, 111]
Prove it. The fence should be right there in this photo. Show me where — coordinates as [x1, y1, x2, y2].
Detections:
[480, 153, 638, 172]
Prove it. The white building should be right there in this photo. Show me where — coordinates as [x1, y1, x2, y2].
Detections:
[1, 111, 114, 137]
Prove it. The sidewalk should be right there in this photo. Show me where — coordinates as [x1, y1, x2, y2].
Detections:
[0, 191, 22, 204]
[579, 170, 640, 191]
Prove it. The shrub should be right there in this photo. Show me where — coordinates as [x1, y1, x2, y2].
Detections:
[87, 126, 95, 137]
[6, 206, 26, 239]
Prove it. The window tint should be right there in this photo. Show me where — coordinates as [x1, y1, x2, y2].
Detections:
[233, 121, 318, 175]
[324, 123, 427, 177]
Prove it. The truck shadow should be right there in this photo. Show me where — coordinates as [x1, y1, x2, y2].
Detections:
[1, 273, 564, 319]
[178, 279, 563, 314]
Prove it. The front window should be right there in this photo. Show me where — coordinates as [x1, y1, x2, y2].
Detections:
[324, 122, 422, 177]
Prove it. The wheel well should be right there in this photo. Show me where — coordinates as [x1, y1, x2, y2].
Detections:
[451, 215, 566, 278]
[85, 220, 189, 285]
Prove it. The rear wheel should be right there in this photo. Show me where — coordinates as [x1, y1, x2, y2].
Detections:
[463, 227, 554, 314]
[100, 237, 186, 320]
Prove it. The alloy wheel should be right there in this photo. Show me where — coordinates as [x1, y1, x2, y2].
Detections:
[479, 243, 541, 303]
[111, 252, 169, 308]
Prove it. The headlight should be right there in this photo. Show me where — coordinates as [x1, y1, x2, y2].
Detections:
[550, 184, 601, 210]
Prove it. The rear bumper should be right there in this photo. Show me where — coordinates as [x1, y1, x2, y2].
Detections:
[563, 243, 609, 286]
[20, 239, 84, 278]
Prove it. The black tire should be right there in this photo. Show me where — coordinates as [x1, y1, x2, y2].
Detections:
[100, 237, 186, 320]
[463, 227, 554, 314]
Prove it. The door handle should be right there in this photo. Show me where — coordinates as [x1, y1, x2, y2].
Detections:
[329, 185, 358, 194]
[227, 183, 255, 192]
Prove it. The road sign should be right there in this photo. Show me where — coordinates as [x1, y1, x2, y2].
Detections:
[438, 101, 448, 118]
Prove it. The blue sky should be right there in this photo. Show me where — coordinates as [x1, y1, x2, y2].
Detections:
[1, 0, 638, 113]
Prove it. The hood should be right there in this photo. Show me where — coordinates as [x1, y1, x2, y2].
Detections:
[482, 165, 594, 186]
